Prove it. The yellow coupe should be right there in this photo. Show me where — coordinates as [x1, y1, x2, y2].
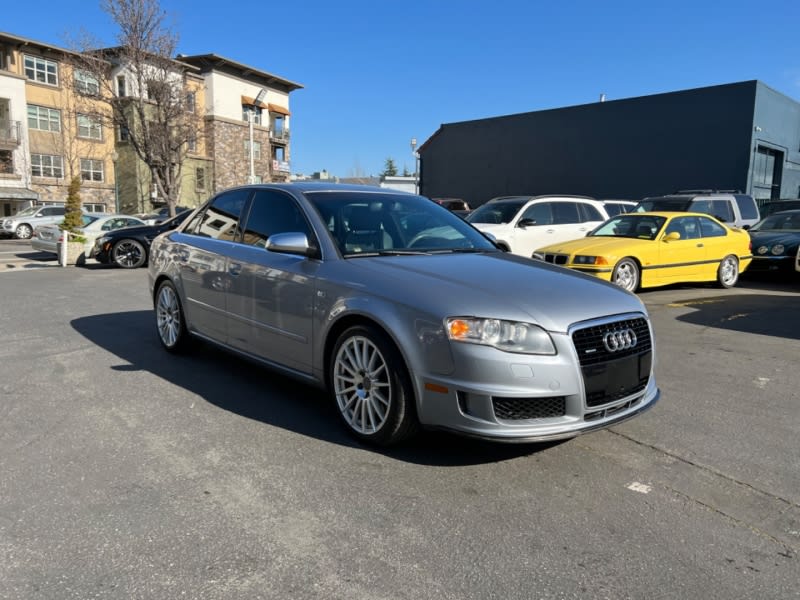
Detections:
[533, 212, 753, 292]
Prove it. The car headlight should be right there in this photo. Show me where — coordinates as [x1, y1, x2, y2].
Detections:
[96, 236, 111, 247]
[771, 244, 785, 255]
[445, 317, 556, 354]
[573, 255, 609, 265]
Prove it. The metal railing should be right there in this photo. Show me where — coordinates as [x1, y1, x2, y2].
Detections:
[0, 120, 20, 146]
[270, 128, 290, 142]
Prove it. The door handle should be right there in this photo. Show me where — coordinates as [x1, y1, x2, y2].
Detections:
[228, 262, 242, 276]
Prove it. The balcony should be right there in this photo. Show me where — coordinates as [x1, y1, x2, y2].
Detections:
[270, 128, 290, 143]
[0, 120, 20, 147]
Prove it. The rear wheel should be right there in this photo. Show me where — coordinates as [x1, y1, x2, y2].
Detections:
[612, 257, 640, 292]
[112, 239, 147, 268]
[155, 280, 189, 353]
[330, 325, 419, 446]
[716, 255, 739, 288]
[15, 224, 33, 240]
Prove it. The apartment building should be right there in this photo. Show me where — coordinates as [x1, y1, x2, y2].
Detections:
[0, 32, 116, 216]
[177, 54, 303, 190]
[0, 30, 303, 219]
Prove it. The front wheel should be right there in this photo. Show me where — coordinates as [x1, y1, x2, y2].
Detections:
[112, 239, 147, 268]
[330, 325, 419, 446]
[717, 255, 739, 288]
[612, 257, 640, 292]
[15, 224, 33, 240]
[155, 280, 189, 353]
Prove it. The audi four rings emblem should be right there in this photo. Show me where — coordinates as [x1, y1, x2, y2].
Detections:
[603, 328, 637, 352]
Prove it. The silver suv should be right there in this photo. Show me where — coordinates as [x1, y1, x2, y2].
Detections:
[636, 190, 760, 229]
[1, 205, 66, 239]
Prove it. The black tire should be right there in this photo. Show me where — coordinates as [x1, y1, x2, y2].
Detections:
[612, 257, 640, 292]
[330, 324, 420, 446]
[112, 239, 147, 269]
[155, 280, 189, 353]
[716, 255, 739, 288]
[15, 224, 33, 240]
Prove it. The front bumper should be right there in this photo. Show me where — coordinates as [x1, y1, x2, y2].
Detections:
[746, 256, 795, 273]
[412, 314, 659, 442]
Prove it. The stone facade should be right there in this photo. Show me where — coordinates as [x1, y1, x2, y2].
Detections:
[206, 117, 271, 192]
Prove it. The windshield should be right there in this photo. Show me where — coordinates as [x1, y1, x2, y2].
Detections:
[635, 197, 693, 212]
[466, 198, 528, 224]
[81, 215, 99, 227]
[305, 192, 497, 256]
[14, 206, 40, 217]
[591, 214, 667, 241]
[750, 212, 800, 232]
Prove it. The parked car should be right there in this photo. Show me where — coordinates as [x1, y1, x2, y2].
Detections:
[601, 199, 637, 216]
[432, 197, 471, 217]
[149, 183, 659, 446]
[94, 210, 194, 268]
[32, 214, 146, 258]
[465, 195, 610, 256]
[533, 212, 752, 292]
[759, 199, 800, 217]
[745, 209, 800, 275]
[138, 205, 191, 225]
[1, 204, 65, 239]
[635, 190, 760, 229]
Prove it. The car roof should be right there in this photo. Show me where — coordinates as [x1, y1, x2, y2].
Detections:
[486, 194, 598, 204]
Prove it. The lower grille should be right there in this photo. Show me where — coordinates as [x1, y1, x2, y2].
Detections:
[493, 396, 566, 420]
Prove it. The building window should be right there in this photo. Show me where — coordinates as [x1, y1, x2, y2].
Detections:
[196, 167, 205, 191]
[31, 154, 63, 178]
[80, 158, 104, 182]
[74, 70, 99, 95]
[27, 105, 61, 132]
[244, 140, 261, 159]
[271, 114, 285, 135]
[242, 105, 262, 125]
[118, 124, 130, 142]
[77, 114, 103, 140]
[188, 132, 197, 152]
[273, 145, 286, 161]
[83, 203, 106, 213]
[0, 150, 12, 174]
[186, 91, 196, 113]
[117, 75, 126, 97]
[24, 55, 58, 86]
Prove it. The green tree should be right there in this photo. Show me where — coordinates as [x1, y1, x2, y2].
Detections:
[382, 158, 398, 176]
[60, 176, 84, 237]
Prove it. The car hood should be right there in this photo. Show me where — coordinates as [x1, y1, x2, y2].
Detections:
[342, 252, 645, 333]
[468, 222, 511, 232]
[749, 231, 800, 249]
[535, 236, 648, 255]
[100, 222, 169, 239]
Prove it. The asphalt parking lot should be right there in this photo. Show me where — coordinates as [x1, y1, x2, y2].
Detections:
[1, 239, 798, 599]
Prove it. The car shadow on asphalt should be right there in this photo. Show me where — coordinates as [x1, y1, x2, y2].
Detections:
[670, 293, 800, 340]
[71, 310, 557, 465]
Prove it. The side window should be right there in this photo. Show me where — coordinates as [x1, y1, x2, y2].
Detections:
[733, 195, 759, 220]
[709, 200, 735, 223]
[187, 189, 250, 240]
[698, 217, 727, 238]
[551, 202, 581, 224]
[240, 190, 312, 248]
[521, 203, 552, 225]
[664, 216, 698, 239]
[578, 202, 604, 222]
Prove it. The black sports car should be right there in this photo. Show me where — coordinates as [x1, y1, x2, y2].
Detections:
[746, 209, 800, 274]
[93, 210, 193, 268]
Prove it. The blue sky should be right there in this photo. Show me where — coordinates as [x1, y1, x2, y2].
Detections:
[6, 0, 800, 178]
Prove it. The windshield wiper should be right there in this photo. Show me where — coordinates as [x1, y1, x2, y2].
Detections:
[344, 249, 432, 258]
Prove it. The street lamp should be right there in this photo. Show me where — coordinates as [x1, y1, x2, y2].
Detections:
[249, 88, 267, 184]
[111, 151, 119, 213]
[410, 137, 419, 195]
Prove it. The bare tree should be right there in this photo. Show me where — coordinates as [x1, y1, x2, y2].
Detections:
[68, 0, 197, 217]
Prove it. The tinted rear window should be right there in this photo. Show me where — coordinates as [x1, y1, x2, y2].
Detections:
[636, 197, 693, 212]
[733, 195, 759, 220]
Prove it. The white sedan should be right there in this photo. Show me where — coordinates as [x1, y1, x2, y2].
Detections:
[32, 214, 147, 258]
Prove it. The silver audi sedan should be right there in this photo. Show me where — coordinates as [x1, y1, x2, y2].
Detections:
[148, 183, 659, 446]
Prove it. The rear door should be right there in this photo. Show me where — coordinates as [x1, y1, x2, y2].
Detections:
[174, 188, 252, 343]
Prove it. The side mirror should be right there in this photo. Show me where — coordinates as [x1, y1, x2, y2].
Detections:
[266, 232, 317, 257]
[664, 231, 681, 241]
[517, 218, 537, 228]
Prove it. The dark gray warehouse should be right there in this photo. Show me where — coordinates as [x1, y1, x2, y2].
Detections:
[418, 80, 800, 208]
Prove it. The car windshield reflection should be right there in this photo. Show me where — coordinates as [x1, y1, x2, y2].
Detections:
[305, 192, 497, 257]
[590, 215, 667, 240]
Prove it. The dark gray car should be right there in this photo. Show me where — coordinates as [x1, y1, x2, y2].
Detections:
[148, 183, 660, 446]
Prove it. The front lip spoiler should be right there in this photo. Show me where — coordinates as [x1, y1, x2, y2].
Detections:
[429, 388, 660, 444]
